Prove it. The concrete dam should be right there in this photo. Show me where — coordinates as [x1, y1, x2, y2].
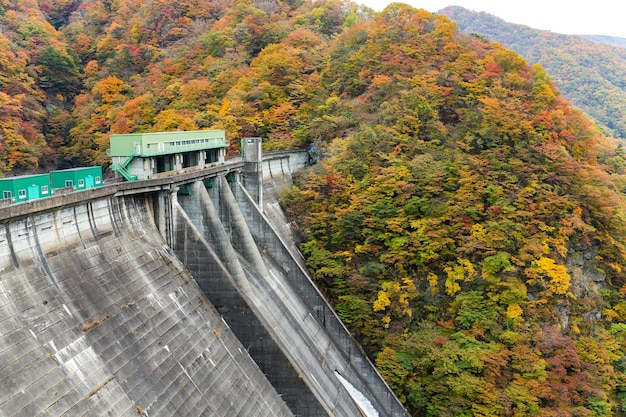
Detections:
[0, 149, 409, 416]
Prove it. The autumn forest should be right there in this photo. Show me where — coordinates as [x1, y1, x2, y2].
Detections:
[3, 0, 626, 416]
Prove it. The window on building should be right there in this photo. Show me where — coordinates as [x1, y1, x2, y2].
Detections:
[42, 185, 49, 195]
[18, 189, 26, 199]
[65, 180, 73, 187]
[95, 176, 101, 184]
[3, 191, 11, 199]
[78, 179, 85, 187]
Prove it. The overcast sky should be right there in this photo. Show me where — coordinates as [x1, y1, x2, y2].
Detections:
[357, 0, 626, 38]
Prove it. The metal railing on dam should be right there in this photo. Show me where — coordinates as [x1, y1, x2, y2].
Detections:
[0, 149, 410, 417]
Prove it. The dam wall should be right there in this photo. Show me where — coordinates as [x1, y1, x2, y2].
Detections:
[243, 147, 408, 416]
[183, 178, 365, 416]
[0, 195, 292, 416]
[0, 149, 409, 417]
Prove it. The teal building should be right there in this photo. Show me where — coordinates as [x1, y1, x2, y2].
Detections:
[0, 174, 51, 203]
[50, 166, 103, 190]
[108, 130, 228, 181]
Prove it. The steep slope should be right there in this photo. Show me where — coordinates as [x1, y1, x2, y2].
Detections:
[0, 0, 80, 174]
[0, 0, 370, 174]
[58, 0, 364, 165]
[283, 4, 626, 416]
[439, 6, 626, 139]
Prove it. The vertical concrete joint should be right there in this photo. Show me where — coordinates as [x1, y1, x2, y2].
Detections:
[157, 190, 167, 243]
[242, 137, 263, 210]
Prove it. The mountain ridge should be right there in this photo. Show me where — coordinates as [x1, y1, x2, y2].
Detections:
[439, 5, 626, 139]
[580, 34, 626, 48]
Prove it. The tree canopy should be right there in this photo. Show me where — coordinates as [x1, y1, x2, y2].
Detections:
[2, 1, 626, 415]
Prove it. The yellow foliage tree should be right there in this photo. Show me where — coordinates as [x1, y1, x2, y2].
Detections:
[526, 257, 571, 295]
[444, 258, 477, 296]
[373, 278, 418, 328]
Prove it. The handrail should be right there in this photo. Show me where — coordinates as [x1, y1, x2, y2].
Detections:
[111, 162, 138, 181]
[111, 154, 138, 181]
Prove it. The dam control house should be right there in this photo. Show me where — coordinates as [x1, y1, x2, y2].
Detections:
[109, 129, 228, 181]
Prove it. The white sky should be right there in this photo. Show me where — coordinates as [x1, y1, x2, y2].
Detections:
[357, 0, 626, 38]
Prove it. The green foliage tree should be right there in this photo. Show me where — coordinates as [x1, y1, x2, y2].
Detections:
[37, 45, 79, 91]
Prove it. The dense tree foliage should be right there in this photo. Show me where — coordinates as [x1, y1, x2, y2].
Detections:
[441, 6, 626, 139]
[2, 1, 626, 416]
[282, 4, 626, 415]
[0, 0, 367, 174]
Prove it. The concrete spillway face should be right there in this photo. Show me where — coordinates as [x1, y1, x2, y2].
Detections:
[198, 178, 388, 417]
[0, 196, 292, 417]
[174, 180, 329, 416]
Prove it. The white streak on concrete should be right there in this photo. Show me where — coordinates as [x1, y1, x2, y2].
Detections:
[335, 371, 380, 417]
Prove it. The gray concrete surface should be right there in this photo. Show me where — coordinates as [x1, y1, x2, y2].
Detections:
[176, 180, 328, 416]
[0, 196, 292, 416]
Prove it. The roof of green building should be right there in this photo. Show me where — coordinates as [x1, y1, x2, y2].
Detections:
[50, 167, 101, 173]
[109, 130, 227, 157]
[0, 174, 49, 182]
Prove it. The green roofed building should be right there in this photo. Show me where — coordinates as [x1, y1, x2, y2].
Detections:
[0, 174, 51, 203]
[50, 166, 103, 191]
[108, 130, 228, 181]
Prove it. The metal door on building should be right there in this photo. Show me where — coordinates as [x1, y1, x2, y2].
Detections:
[27, 185, 39, 200]
[85, 175, 94, 188]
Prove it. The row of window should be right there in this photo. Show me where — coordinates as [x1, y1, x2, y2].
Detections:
[145, 139, 214, 149]
[63, 176, 102, 187]
[3, 186, 50, 199]
[3, 189, 44, 199]
[169, 139, 213, 146]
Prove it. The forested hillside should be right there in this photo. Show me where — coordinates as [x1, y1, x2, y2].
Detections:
[581, 35, 626, 49]
[3, 1, 626, 416]
[281, 5, 626, 415]
[440, 6, 626, 139]
[0, 0, 369, 175]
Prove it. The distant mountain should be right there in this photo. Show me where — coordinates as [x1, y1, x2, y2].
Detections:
[439, 6, 626, 138]
[581, 35, 626, 49]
